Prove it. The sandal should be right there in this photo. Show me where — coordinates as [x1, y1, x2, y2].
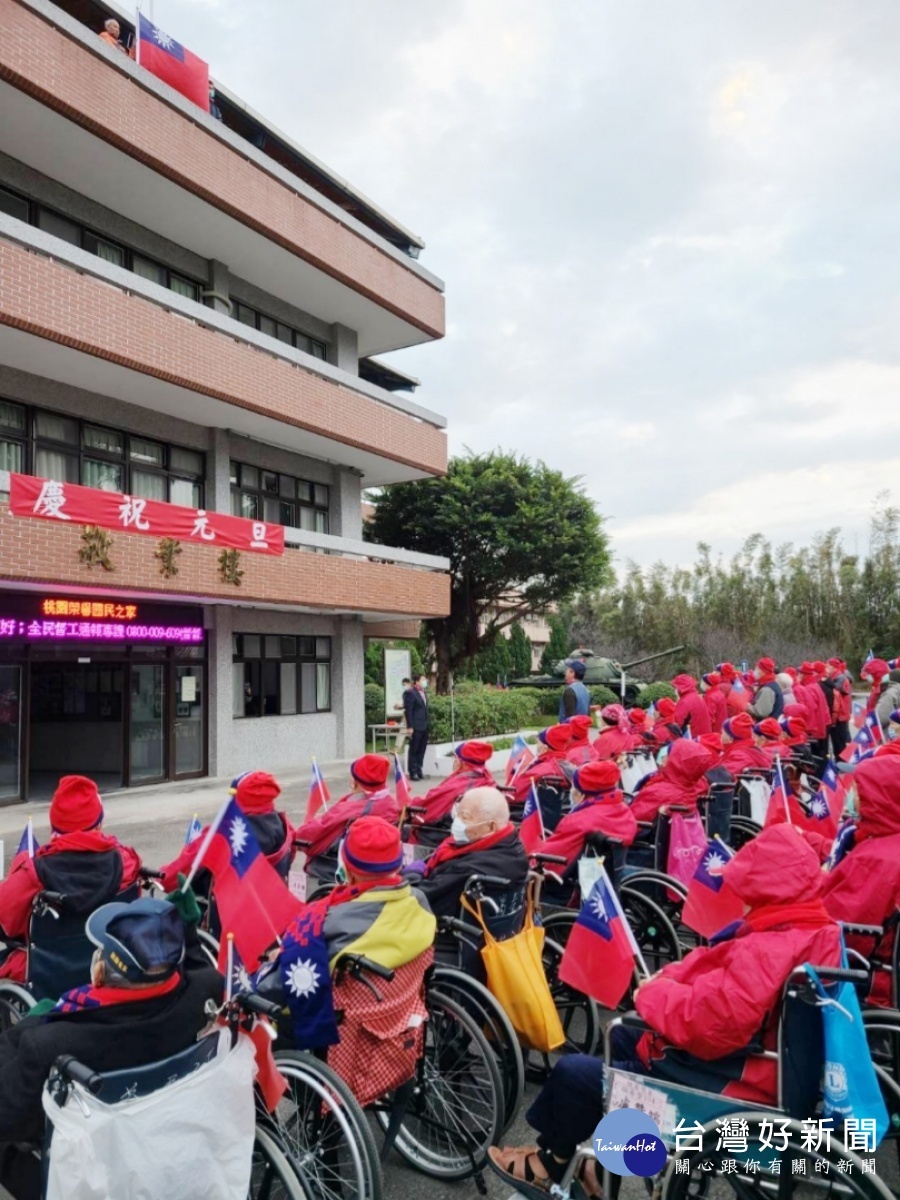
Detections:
[576, 1154, 604, 1199]
[487, 1145, 562, 1198]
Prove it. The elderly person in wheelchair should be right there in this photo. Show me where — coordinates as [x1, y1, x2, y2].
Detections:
[0, 776, 142, 985]
[0, 896, 221, 1200]
[407, 787, 528, 920]
[407, 739, 496, 849]
[488, 825, 843, 1198]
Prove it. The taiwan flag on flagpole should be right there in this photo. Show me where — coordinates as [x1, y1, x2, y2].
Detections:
[841, 722, 877, 764]
[307, 760, 330, 823]
[184, 813, 203, 846]
[816, 761, 847, 826]
[764, 759, 792, 827]
[865, 710, 885, 746]
[137, 12, 210, 111]
[558, 867, 639, 1009]
[505, 735, 534, 785]
[15, 818, 38, 859]
[218, 934, 288, 1112]
[519, 782, 545, 853]
[394, 754, 413, 812]
[184, 797, 301, 969]
[681, 838, 743, 939]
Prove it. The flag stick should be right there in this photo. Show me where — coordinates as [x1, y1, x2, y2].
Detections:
[712, 833, 735, 859]
[312, 757, 329, 812]
[181, 794, 229, 892]
[225, 932, 235, 1002]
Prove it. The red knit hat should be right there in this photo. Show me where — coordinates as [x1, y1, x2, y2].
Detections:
[756, 657, 776, 674]
[784, 666, 799, 681]
[341, 816, 403, 875]
[780, 714, 807, 743]
[628, 708, 647, 727]
[350, 754, 390, 788]
[454, 740, 494, 766]
[233, 770, 281, 814]
[50, 775, 104, 834]
[702, 671, 722, 687]
[568, 715, 593, 743]
[572, 761, 620, 796]
[827, 657, 844, 671]
[753, 717, 783, 741]
[538, 724, 573, 752]
[723, 713, 754, 741]
[798, 661, 817, 680]
[655, 697, 676, 720]
[812, 660, 826, 675]
[862, 658, 889, 681]
[718, 662, 737, 681]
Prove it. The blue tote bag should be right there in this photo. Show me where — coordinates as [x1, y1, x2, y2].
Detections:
[804, 963, 889, 1147]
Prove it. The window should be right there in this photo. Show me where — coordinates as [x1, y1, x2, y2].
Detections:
[232, 634, 331, 717]
[231, 300, 327, 360]
[230, 460, 328, 532]
[0, 182, 202, 304]
[0, 399, 205, 504]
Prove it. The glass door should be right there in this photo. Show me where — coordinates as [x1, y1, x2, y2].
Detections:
[0, 666, 22, 800]
[173, 664, 205, 777]
[129, 664, 166, 784]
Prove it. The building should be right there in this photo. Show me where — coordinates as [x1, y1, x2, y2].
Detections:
[0, 0, 449, 800]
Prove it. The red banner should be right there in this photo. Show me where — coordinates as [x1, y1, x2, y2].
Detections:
[9, 474, 285, 557]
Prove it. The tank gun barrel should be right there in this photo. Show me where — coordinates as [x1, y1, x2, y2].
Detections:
[621, 646, 686, 671]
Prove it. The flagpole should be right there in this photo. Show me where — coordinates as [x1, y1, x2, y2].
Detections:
[134, 0, 141, 63]
[599, 863, 651, 979]
[712, 833, 735, 858]
[312, 757, 329, 811]
[225, 932, 235, 1002]
[181, 794, 230, 892]
[774, 757, 792, 824]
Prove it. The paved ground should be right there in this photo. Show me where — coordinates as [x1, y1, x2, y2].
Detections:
[2, 769, 896, 1199]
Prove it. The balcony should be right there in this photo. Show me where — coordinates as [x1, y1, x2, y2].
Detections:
[0, 213, 448, 484]
[0, 0, 445, 356]
[0, 472, 450, 620]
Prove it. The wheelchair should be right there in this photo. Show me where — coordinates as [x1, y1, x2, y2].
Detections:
[41, 992, 312, 1200]
[263, 950, 504, 1193]
[504, 771, 572, 833]
[0, 880, 141, 1026]
[545, 965, 898, 1200]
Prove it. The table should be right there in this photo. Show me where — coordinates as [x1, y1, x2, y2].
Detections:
[368, 723, 403, 753]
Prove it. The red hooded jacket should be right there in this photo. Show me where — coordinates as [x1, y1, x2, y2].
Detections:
[295, 788, 401, 862]
[794, 680, 830, 740]
[591, 728, 637, 761]
[721, 738, 771, 774]
[722, 682, 751, 714]
[537, 790, 637, 871]
[703, 688, 727, 734]
[0, 830, 142, 983]
[629, 741, 715, 824]
[823, 756, 900, 1006]
[672, 677, 712, 737]
[636, 825, 841, 1105]
[412, 766, 495, 827]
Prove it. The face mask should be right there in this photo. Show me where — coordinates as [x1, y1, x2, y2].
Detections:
[889, 726, 900, 742]
[335, 853, 348, 884]
[450, 816, 470, 844]
[419, 679, 427, 690]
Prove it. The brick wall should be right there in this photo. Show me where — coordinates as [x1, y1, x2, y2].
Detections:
[0, 502, 451, 617]
[0, 241, 448, 476]
[0, 0, 444, 340]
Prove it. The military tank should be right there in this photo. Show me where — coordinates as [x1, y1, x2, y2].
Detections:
[509, 646, 685, 706]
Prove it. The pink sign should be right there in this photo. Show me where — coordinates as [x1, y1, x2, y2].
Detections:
[0, 618, 203, 644]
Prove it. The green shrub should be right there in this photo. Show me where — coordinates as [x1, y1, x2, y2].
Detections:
[634, 681, 677, 709]
[426, 687, 543, 742]
[364, 683, 385, 729]
[588, 685, 620, 709]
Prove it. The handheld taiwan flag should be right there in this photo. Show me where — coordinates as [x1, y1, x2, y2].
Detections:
[865, 710, 885, 746]
[15, 818, 38, 859]
[506, 735, 535, 785]
[137, 13, 209, 110]
[393, 753, 413, 812]
[184, 813, 203, 846]
[307, 760, 330, 823]
[219, 936, 288, 1112]
[184, 797, 301, 969]
[519, 782, 545, 853]
[279, 904, 339, 1050]
[841, 722, 877, 764]
[681, 839, 743, 939]
[816, 761, 847, 826]
[764, 759, 792, 828]
[558, 866, 640, 1009]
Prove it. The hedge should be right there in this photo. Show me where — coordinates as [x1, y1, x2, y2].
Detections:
[634, 682, 678, 709]
[426, 687, 544, 742]
[364, 683, 385, 730]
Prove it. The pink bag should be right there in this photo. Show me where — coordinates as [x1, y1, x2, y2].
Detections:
[666, 812, 707, 889]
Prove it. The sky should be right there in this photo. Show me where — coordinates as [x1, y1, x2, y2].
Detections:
[148, 0, 900, 571]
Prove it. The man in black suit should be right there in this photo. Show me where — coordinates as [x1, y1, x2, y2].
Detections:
[404, 673, 430, 781]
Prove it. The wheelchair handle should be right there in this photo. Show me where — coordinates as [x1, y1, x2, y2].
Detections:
[54, 1055, 103, 1095]
[437, 916, 469, 935]
[406, 805, 427, 816]
[666, 804, 691, 813]
[139, 867, 165, 881]
[292, 839, 312, 849]
[38, 891, 66, 909]
[238, 992, 284, 1019]
[839, 922, 884, 938]
[791, 965, 871, 987]
[335, 952, 395, 982]
[529, 852, 567, 865]
[463, 874, 512, 890]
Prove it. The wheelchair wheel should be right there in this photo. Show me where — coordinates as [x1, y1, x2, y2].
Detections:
[663, 1112, 894, 1200]
[541, 935, 600, 1055]
[249, 1125, 313, 1199]
[431, 964, 525, 1134]
[619, 886, 683, 972]
[270, 1049, 383, 1200]
[729, 817, 761, 851]
[375, 988, 503, 1179]
[0, 980, 34, 1033]
[196, 929, 220, 970]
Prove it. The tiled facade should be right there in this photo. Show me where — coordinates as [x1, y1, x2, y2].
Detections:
[0, 0, 449, 798]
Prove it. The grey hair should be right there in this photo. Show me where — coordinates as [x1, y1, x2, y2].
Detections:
[104, 17, 119, 30]
[461, 786, 509, 827]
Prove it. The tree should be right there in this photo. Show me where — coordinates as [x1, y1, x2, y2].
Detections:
[539, 615, 571, 673]
[366, 451, 611, 691]
[508, 622, 533, 678]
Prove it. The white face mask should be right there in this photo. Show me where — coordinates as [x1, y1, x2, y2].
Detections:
[450, 816, 470, 844]
[419, 679, 427, 690]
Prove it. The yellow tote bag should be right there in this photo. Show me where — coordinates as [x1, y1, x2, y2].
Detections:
[461, 880, 566, 1053]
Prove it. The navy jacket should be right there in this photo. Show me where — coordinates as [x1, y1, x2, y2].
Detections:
[403, 686, 429, 732]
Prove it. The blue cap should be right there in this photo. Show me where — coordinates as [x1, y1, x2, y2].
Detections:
[86, 898, 185, 983]
[566, 660, 586, 679]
